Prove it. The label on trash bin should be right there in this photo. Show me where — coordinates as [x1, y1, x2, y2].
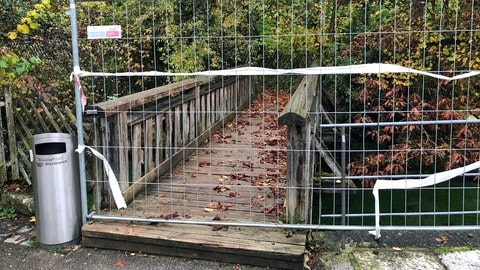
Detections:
[36, 155, 67, 167]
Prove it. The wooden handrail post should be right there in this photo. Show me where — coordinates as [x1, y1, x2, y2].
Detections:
[279, 72, 320, 224]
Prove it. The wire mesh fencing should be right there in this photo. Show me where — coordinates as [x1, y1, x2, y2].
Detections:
[74, 1, 480, 233]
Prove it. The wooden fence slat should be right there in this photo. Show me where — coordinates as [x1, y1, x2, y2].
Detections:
[5, 86, 19, 180]
[195, 86, 201, 137]
[18, 101, 41, 134]
[155, 114, 164, 163]
[19, 166, 30, 184]
[204, 93, 212, 128]
[105, 112, 130, 190]
[14, 115, 34, 183]
[54, 105, 76, 135]
[118, 112, 130, 189]
[40, 101, 63, 132]
[64, 106, 90, 142]
[14, 123, 31, 152]
[182, 102, 189, 144]
[227, 83, 232, 114]
[238, 78, 243, 107]
[15, 112, 33, 138]
[132, 123, 143, 181]
[215, 87, 220, 122]
[145, 118, 154, 172]
[28, 100, 50, 131]
[174, 106, 181, 147]
[0, 102, 7, 185]
[166, 111, 172, 158]
[189, 100, 195, 141]
[15, 145, 32, 185]
[220, 84, 225, 119]
[211, 91, 215, 124]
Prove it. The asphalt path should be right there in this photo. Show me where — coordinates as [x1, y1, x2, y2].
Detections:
[0, 216, 276, 270]
[3, 214, 480, 270]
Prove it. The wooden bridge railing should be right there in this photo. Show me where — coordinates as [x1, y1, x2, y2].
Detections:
[89, 76, 256, 206]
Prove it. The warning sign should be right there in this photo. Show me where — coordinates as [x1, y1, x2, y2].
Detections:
[87, 25, 122, 39]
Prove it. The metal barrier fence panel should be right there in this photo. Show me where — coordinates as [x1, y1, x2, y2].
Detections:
[73, 1, 480, 235]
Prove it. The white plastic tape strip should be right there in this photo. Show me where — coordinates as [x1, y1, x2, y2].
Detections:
[76, 145, 127, 209]
[73, 63, 480, 80]
[369, 160, 480, 239]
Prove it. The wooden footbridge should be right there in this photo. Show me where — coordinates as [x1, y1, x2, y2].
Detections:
[82, 73, 335, 269]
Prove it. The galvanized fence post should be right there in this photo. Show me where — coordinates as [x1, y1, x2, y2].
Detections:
[67, 0, 88, 225]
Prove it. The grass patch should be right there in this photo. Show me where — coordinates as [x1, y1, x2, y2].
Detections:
[48, 246, 62, 253]
[317, 179, 480, 226]
[26, 240, 40, 249]
[435, 246, 473, 254]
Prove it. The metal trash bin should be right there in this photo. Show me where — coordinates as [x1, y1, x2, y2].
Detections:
[30, 133, 81, 248]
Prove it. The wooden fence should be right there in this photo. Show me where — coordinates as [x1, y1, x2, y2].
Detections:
[89, 76, 257, 207]
[0, 86, 83, 186]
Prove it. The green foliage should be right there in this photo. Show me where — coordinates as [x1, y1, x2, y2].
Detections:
[0, 48, 41, 86]
[48, 246, 61, 253]
[1, 0, 479, 181]
[0, 0, 60, 105]
[26, 239, 40, 249]
[0, 202, 17, 219]
[344, 0, 480, 182]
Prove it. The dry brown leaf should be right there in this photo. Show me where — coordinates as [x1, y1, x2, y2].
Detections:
[198, 161, 211, 167]
[208, 201, 221, 208]
[227, 192, 240, 198]
[242, 161, 253, 168]
[115, 260, 126, 267]
[222, 203, 234, 210]
[435, 236, 448, 243]
[214, 185, 230, 193]
[211, 225, 224, 231]
[160, 212, 179, 220]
